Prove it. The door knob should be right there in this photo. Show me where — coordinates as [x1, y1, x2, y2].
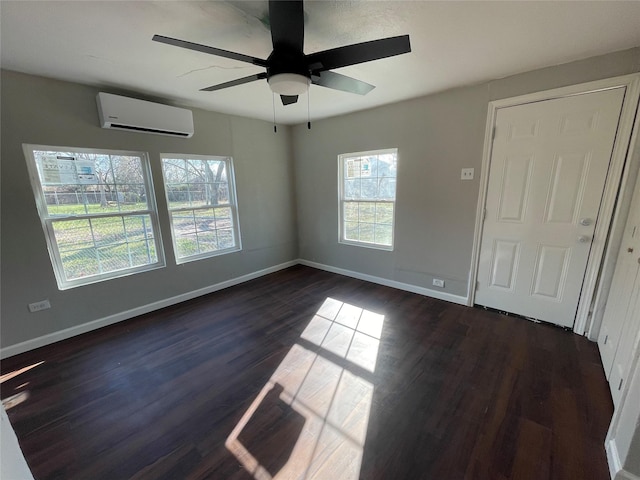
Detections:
[629, 247, 635, 253]
[578, 235, 591, 243]
[580, 218, 593, 226]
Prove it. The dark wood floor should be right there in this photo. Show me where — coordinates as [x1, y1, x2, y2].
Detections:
[1, 265, 613, 480]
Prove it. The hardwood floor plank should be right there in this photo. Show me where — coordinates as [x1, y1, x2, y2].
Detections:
[1, 265, 613, 479]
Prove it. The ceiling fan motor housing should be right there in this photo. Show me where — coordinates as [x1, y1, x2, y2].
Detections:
[266, 48, 311, 80]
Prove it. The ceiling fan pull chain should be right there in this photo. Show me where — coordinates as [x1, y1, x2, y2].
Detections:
[307, 88, 311, 130]
[272, 93, 277, 133]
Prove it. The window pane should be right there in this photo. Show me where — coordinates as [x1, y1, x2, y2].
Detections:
[60, 248, 99, 280]
[171, 211, 196, 236]
[217, 229, 235, 249]
[44, 187, 87, 216]
[345, 222, 359, 241]
[375, 203, 394, 224]
[214, 206, 233, 229]
[344, 179, 361, 199]
[359, 203, 375, 223]
[162, 155, 240, 262]
[197, 232, 218, 253]
[375, 225, 393, 246]
[344, 202, 358, 223]
[54, 219, 94, 251]
[176, 237, 198, 258]
[91, 217, 125, 246]
[35, 152, 149, 215]
[359, 223, 374, 243]
[97, 244, 132, 273]
[112, 156, 144, 183]
[378, 178, 396, 200]
[123, 216, 148, 242]
[163, 159, 231, 209]
[27, 147, 163, 288]
[129, 240, 156, 267]
[359, 179, 378, 200]
[339, 149, 397, 249]
[194, 208, 215, 227]
[52, 214, 158, 282]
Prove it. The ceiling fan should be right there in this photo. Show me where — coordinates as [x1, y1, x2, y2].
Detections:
[152, 0, 411, 107]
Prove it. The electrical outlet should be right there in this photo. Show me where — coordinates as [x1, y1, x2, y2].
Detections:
[432, 279, 445, 288]
[461, 168, 474, 180]
[28, 299, 51, 313]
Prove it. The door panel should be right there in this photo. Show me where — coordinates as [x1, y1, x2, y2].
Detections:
[476, 88, 625, 327]
[544, 153, 589, 224]
[489, 239, 520, 289]
[531, 245, 569, 300]
[499, 155, 534, 222]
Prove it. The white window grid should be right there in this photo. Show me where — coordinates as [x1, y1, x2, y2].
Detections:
[161, 154, 242, 263]
[338, 148, 398, 250]
[23, 144, 165, 290]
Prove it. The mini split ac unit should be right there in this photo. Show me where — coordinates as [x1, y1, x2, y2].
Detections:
[96, 92, 194, 138]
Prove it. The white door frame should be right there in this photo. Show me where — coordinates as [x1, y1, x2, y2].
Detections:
[468, 73, 640, 336]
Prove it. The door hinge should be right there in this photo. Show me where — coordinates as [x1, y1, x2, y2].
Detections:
[476, 280, 480, 291]
[618, 378, 623, 390]
[604, 335, 608, 345]
[483, 208, 487, 221]
[492, 126, 496, 140]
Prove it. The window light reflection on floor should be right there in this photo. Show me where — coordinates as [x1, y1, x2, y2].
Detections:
[226, 298, 384, 480]
[0, 361, 43, 411]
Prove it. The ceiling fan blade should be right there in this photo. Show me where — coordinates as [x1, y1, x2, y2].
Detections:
[200, 73, 268, 92]
[269, 0, 304, 51]
[280, 95, 299, 106]
[312, 71, 375, 95]
[153, 34, 267, 67]
[307, 35, 411, 72]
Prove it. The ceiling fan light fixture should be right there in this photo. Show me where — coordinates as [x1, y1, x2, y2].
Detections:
[268, 73, 310, 95]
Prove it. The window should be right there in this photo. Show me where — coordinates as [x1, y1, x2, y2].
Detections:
[24, 145, 164, 289]
[339, 148, 398, 249]
[161, 154, 241, 263]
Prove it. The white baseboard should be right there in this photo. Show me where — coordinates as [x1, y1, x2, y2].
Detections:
[0, 260, 297, 359]
[606, 439, 640, 480]
[298, 259, 469, 306]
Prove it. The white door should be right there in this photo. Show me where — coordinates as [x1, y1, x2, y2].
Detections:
[607, 269, 640, 407]
[598, 172, 640, 406]
[475, 88, 625, 327]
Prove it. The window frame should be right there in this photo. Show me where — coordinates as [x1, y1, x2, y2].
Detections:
[160, 153, 242, 264]
[338, 148, 398, 251]
[23, 144, 166, 290]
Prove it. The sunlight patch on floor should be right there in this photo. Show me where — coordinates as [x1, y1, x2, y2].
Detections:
[0, 361, 44, 384]
[226, 298, 384, 479]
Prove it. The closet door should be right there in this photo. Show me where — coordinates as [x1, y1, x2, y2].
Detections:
[475, 88, 625, 328]
[598, 174, 640, 406]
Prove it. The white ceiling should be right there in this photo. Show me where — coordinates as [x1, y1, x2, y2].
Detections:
[2, 1, 640, 125]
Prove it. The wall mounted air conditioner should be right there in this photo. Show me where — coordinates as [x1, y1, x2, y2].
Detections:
[96, 92, 194, 138]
